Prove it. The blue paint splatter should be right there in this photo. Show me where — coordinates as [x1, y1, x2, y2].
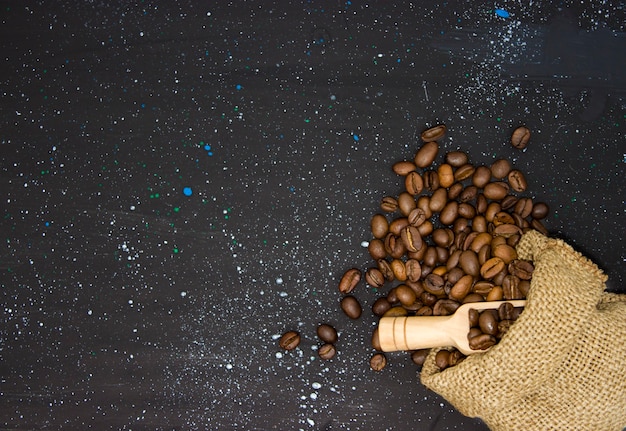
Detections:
[352, 134, 360, 142]
[495, 8, 510, 18]
[235, 84, 243, 90]
[183, 187, 193, 196]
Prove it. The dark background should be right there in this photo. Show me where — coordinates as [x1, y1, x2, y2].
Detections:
[1, 1, 624, 430]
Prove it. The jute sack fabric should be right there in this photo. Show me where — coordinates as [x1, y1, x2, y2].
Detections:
[420, 230, 626, 430]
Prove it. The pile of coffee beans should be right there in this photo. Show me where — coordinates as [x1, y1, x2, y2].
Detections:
[280, 124, 547, 372]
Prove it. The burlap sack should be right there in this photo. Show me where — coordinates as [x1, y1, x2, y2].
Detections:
[420, 230, 626, 430]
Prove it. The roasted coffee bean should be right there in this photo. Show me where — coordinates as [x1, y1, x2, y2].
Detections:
[490, 159, 512, 179]
[433, 299, 461, 316]
[398, 192, 417, 216]
[514, 197, 533, 218]
[502, 275, 523, 300]
[473, 280, 495, 296]
[478, 310, 499, 335]
[492, 243, 518, 264]
[483, 182, 510, 200]
[508, 259, 534, 280]
[476, 194, 488, 214]
[448, 182, 464, 200]
[368, 239, 386, 260]
[463, 231, 479, 251]
[498, 302, 515, 321]
[416, 305, 434, 316]
[478, 243, 491, 266]
[401, 226, 423, 253]
[438, 163, 455, 188]
[408, 207, 427, 227]
[395, 284, 417, 307]
[423, 170, 440, 192]
[511, 126, 530, 149]
[492, 223, 523, 238]
[448, 350, 465, 366]
[439, 201, 459, 225]
[377, 259, 394, 281]
[462, 293, 485, 303]
[449, 274, 473, 301]
[480, 257, 505, 279]
[429, 188, 448, 212]
[472, 166, 492, 188]
[459, 185, 478, 202]
[469, 333, 497, 350]
[435, 350, 451, 370]
[519, 280, 531, 297]
[469, 232, 493, 253]
[279, 331, 301, 351]
[531, 202, 550, 219]
[423, 273, 445, 296]
[340, 296, 362, 319]
[370, 214, 389, 239]
[485, 202, 502, 222]
[500, 195, 519, 211]
[421, 124, 447, 142]
[370, 353, 387, 371]
[454, 163, 476, 181]
[469, 308, 480, 327]
[493, 211, 515, 226]
[338, 268, 361, 294]
[365, 268, 385, 288]
[414, 141, 439, 168]
[381, 196, 398, 212]
[486, 285, 504, 301]
[416, 196, 433, 218]
[472, 215, 488, 233]
[420, 291, 438, 307]
[318, 343, 337, 360]
[458, 202, 477, 219]
[405, 259, 422, 282]
[392, 160, 417, 176]
[372, 297, 392, 317]
[445, 150, 469, 167]
[433, 228, 454, 248]
[390, 258, 408, 282]
[405, 171, 424, 195]
[459, 250, 480, 277]
[416, 220, 434, 242]
[317, 324, 338, 344]
[411, 349, 430, 367]
[508, 169, 527, 192]
[497, 319, 513, 338]
[389, 217, 409, 236]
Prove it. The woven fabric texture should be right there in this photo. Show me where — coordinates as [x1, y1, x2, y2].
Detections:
[420, 230, 626, 430]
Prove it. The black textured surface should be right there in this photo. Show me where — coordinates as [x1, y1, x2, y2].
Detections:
[1, 2, 624, 430]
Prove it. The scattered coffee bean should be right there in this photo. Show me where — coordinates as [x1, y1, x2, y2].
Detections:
[340, 295, 362, 319]
[317, 324, 338, 344]
[511, 126, 531, 149]
[338, 268, 362, 294]
[421, 124, 447, 142]
[318, 343, 337, 360]
[279, 331, 301, 351]
[370, 352, 388, 371]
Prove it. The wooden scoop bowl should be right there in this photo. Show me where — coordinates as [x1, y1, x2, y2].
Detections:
[377, 300, 527, 355]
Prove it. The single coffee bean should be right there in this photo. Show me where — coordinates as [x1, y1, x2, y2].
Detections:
[469, 333, 497, 350]
[432, 299, 461, 316]
[435, 349, 451, 370]
[389, 217, 409, 236]
[390, 258, 407, 281]
[445, 150, 468, 167]
[384, 306, 409, 317]
[414, 141, 439, 168]
[370, 353, 388, 371]
[508, 169, 527, 192]
[459, 185, 478, 203]
[429, 188, 448, 212]
[368, 239, 386, 260]
[370, 213, 389, 239]
[454, 163, 476, 181]
[447, 182, 464, 200]
[438, 163, 455, 188]
[497, 319, 514, 338]
[480, 257, 505, 279]
[380, 196, 398, 212]
[365, 268, 385, 288]
[500, 195, 519, 211]
[492, 243, 518, 264]
[338, 268, 361, 294]
[401, 225, 423, 253]
[459, 250, 480, 277]
[407, 208, 427, 228]
[531, 202, 550, 219]
[483, 182, 510, 200]
[421, 124, 447, 142]
[392, 160, 417, 176]
[398, 192, 417, 216]
[468, 327, 483, 339]
[492, 223, 523, 238]
[340, 295, 362, 319]
[485, 202, 502, 222]
[439, 200, 459, 225]
[531, 218, 549, 235]
[492, 211, 515, 226]
[423, 273, 445, 296]
[317, 324, 338, 344]
[318, 343, 337, 360]
[486, 285, 504, 301]
[519, 280, 531, 297]
[416, 305, 434, 316]
[469, 308, 480, 327]
[469, 232, 493, 253]
[432, 228, 454, 248]
[458, 202, 476, 219]
[279, 331, 301, 351]
[498, 302, 515, 321]
[473, 280, 495, 296]
[416, 196, 433, 219]
[476, 193, 488, 214]
[511, 126, 530, 149]
[490, 159, 512, 179]
[372, 297, 392, 317]
[472, 215, 488, 233]
[478, 310, 499, 335]
[405, 258, 422, 282]
[411, 349, 430, 367]
[514, 197, 533, 218]
[508, 259, 534, 280]
[449, 274, 473, 301]
[405, 171, 424, 195]
[463, 293, 485, 303]
[377, 259, 394, 281]
[472, 165, 492, 188]
[502, 275, 524, 300]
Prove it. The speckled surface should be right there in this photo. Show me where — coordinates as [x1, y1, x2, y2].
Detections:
[1, 1, 624, 430]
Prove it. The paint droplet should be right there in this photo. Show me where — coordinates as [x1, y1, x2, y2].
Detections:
[353, 134, 360, 141]
[495, 8, 510, 18]
[183, 187, 193, 196]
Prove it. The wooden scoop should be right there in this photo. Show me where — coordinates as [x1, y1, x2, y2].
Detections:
[377, 300, 526, 355]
